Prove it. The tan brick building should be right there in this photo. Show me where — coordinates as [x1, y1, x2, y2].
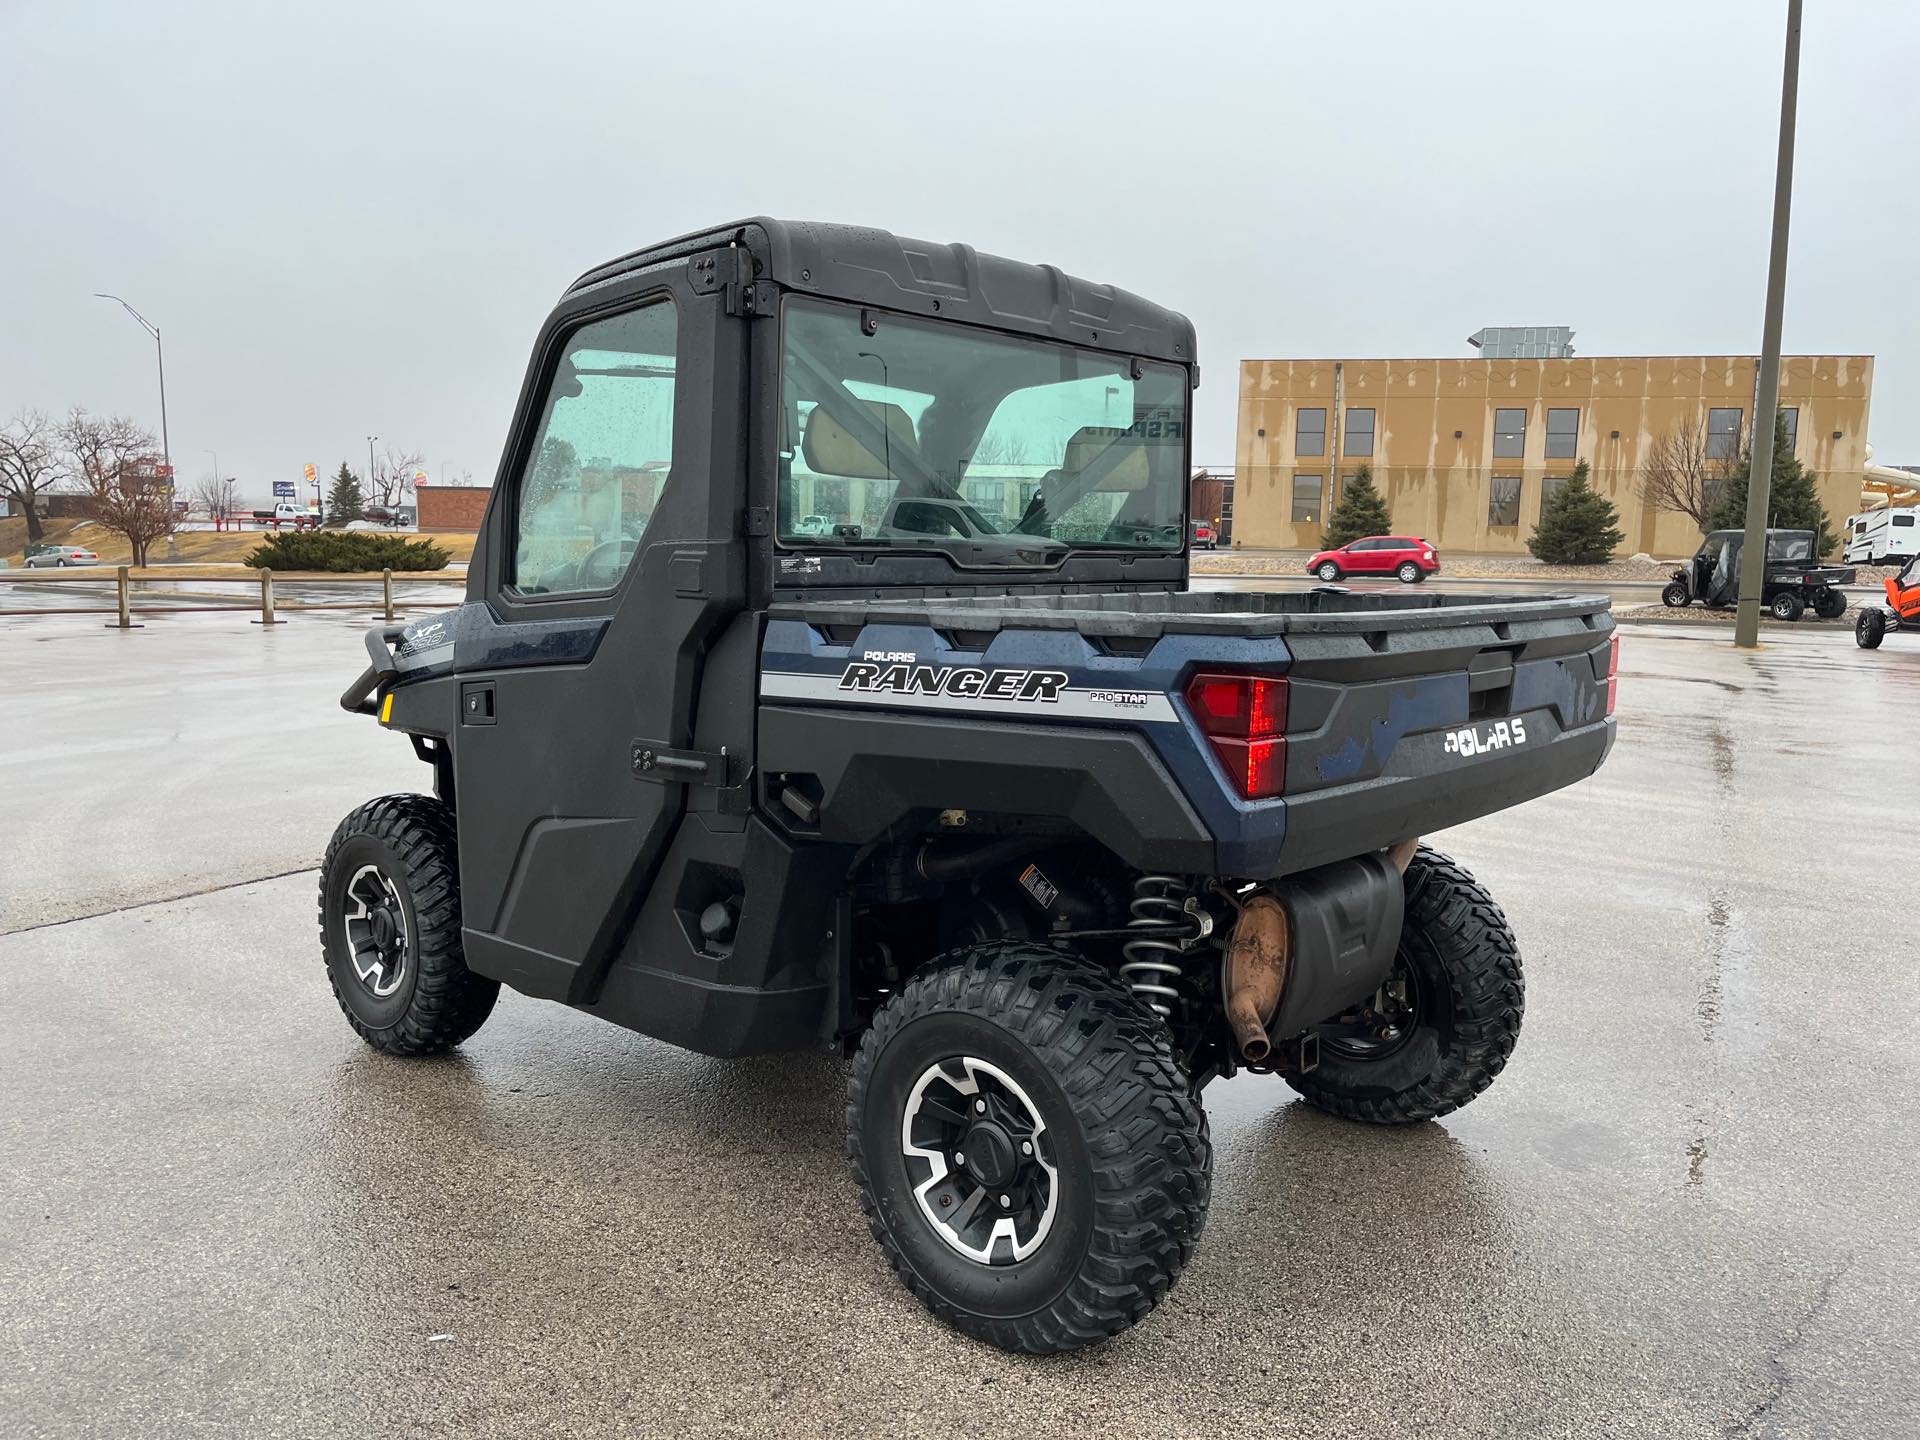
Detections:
[1232, 354, 1874, 557]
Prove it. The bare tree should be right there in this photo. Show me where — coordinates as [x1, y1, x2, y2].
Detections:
[1638, 420, 1736, 533]
[190, 473, 239, 529]
[60, 408, 176, 566]
[366, 445, 425, 513]
[0, 409, 64, 544]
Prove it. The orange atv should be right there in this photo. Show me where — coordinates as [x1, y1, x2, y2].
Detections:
[1856, 552, 1920, 648]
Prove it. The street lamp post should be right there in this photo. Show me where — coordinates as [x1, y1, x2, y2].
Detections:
[94, 294, 170, 480]
[367, 436, 378, 493]
[1733, 0, 1803, 649]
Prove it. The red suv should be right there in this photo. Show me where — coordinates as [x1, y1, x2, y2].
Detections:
[1307, 535, 1439, 584]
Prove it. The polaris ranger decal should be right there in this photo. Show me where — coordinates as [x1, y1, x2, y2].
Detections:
[759, 666, 1179, 721]
[839, 661, 1070, 703]
[1443, 717, 1529, 757]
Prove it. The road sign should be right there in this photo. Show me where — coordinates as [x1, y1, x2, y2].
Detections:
[303, 463, 317, 485]
[273, 481, 295, 497]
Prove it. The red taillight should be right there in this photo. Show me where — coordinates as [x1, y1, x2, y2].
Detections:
[1606, 632, 1620, 716]
[1185, 671, 1288, 799]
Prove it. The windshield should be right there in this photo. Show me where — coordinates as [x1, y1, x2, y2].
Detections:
[778, 298, 1189, 561]
[1766, 531, 1813, 562]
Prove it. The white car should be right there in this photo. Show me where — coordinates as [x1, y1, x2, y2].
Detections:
[790, 514, 835, 537]
[24, 543, 100, 568]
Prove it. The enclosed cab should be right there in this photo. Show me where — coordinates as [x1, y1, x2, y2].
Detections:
[324, 219, 1617, 1355]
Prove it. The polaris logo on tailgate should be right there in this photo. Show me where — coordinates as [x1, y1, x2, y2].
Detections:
[1443, 717, 1529, 757]
[839, 661, 1070, 703]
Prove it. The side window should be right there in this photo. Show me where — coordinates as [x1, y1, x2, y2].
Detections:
[510, 300, 678, 596]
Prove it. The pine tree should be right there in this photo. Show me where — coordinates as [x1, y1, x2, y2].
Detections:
[326, 462, 364, 527]
[1321, 464, 1392, 549]
[1704, 410, 1836, 557]
[1528, 460, 1624, 565]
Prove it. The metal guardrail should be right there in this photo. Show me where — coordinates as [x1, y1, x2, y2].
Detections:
[0, 568, 459, 627]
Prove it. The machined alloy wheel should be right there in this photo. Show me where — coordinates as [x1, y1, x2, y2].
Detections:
[1396, 561, 1421, 584]
[849, 944, 1210, 1354]
[340, 863, 410, 998]
[320, 794, 498, 1055]
[1317, 561, 1341, 581]
[902, 1056, 1059, 1264]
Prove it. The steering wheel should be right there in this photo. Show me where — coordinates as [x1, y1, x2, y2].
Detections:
[575, 536, 637, 591]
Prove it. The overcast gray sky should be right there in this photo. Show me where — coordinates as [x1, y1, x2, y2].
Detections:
[3, 0, 1914, 501]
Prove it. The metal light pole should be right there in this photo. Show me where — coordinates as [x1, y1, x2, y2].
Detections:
[367, 435, 378, 489]
[94, 294, 170, 479]
[1733, 0, 1803, 649]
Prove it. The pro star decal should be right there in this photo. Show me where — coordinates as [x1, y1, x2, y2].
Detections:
[838, 661, 1070, 704]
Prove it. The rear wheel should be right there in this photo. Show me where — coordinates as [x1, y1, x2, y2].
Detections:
[1396, 561, 1422, 584]
[1814, 589, 1847, 620]
[1661, 582, 1690, 609]
[1857, 608, 1887, 649]
[848, 944, 1210, 1354]
[1316, 561, 1342, 581]
[1770, 591, 1806, 622]
[1286, 846, 1522, 1125]
[319, 794, 498, 1055]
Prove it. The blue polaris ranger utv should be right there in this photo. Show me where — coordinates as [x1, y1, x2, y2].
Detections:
[328, 219, 1618, 1354]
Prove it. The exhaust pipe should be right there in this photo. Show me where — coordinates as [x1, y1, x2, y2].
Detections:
[1225, 838, 1417, 1064]
[1223, 894, 1289, 1063]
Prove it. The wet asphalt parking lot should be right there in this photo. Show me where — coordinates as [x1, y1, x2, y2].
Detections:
[2, 589, 1915, 1438]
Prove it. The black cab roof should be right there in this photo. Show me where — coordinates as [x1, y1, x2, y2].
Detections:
[566, 217, 1198, 373]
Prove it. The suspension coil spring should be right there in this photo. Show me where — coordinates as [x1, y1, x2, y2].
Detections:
[1120, 874, 1199, 1018]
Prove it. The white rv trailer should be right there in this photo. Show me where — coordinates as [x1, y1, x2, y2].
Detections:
[1844, 507, 1920, 566]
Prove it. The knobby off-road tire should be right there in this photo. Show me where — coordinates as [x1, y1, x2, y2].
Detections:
[319, 794, 498, 1055]
[1813, 589, 1847, 620]
[1286, 846, 1522, 1125]
[848, 945, 1211, 1355]
[1770, 591, 1806, 622]
[1856, 608, 1886, 649]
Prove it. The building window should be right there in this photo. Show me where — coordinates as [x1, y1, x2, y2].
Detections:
[963, 478, 1005, 512]
[1493, 408, 1527, 459]
[1296, 408, 1327, 457]
[1545, 407, 1579, 459]
[1343, 407, 1375, 457]
[1779, 406, 1798, 453]
[1540, 473, 1567, 511]
[1707, 407, 1743, 460]
[1292, 473, 1324, 522]
[1488, 476, 1522, 527]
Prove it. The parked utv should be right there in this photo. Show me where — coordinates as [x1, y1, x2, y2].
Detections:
[325, 219, 1618, 1355]
[1661, 527, 1853, 621]
[1855, 551, 1920, 648]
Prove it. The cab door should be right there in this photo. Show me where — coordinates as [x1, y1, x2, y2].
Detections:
[449, 260, 749, 1005]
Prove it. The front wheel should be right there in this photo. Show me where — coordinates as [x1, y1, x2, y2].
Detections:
[1396, 561, 1422, 584]
[1316, 561, 1342, 581]
[1286, 846, 1522, 1125]
[319, 794, 498, 1055]
[1770, 591, 1806, 622]
[848, 945, 1211, 1354]
[1857, 608, 1887, 649]
[1661, 581, 1690, 609]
